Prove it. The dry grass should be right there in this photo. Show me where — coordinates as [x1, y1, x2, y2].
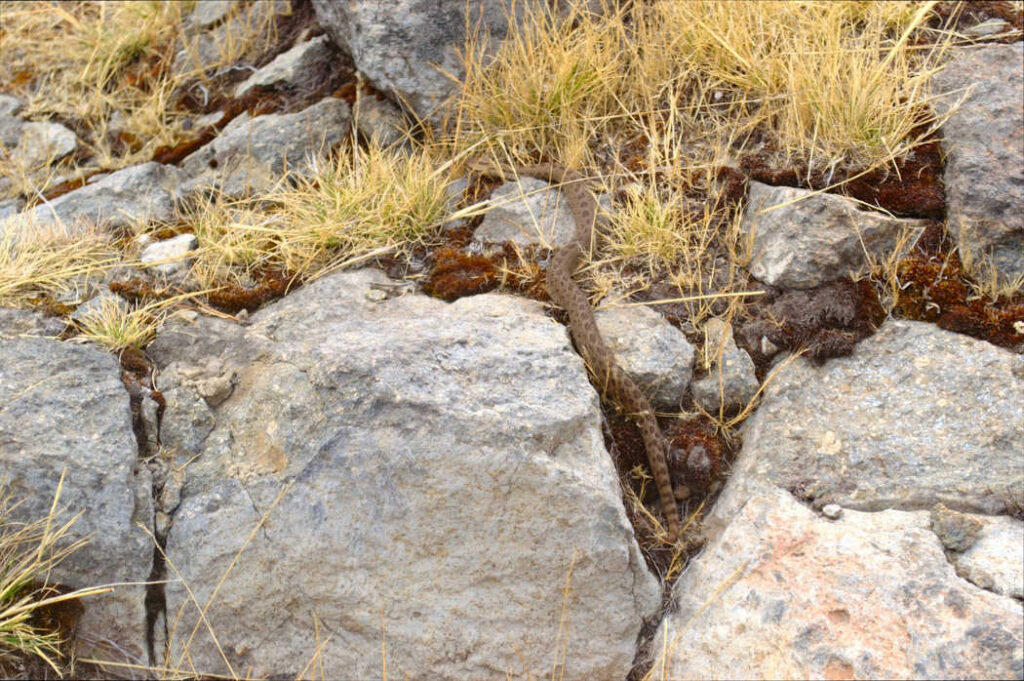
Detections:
[0, 219, 118, 309]
[453, 0, 959, 311]
[186, 140, 453, 288]
[71, 293, 194, 352]
[0, 473, 105, 679]
[0, 1, 283, 199]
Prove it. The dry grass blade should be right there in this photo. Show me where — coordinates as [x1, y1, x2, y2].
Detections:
[0, 220, 118, 309]
[0, 471, 94, 678]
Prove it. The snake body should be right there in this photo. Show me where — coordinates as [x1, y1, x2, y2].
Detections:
[472, 160, 681, 542]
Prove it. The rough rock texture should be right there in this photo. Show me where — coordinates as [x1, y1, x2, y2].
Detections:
[157, 268, 660, 680]
[473, 176, 578, 248]
[654, 488, 1024, 679]
[932, 43, 1024, 284]
[235, 35, 338, 98]
[0, 94, 23, 117]
[4, 162, 186, 235]
[0, 338, 152, 665]
[311, 0, 530, 122]
[11, 120, 77, 167]
[692, 318, 759, 413]
[180, 97, 350, 197]
[139, 232, 198, 277]
[594, 304, 694, 410]
[0, 307, 65, 338]
[953, 515, 1024, 600]
[0, 114, 26, 149]
[716, 320, 1024, 521]
[353, 94, 409, 147]
[742, 181, 927, 288]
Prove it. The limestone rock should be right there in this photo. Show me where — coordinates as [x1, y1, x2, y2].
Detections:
[157, 268, 660, 680]
[932, 43, 1024, 285]
[234, 35, 338, 98]
[5, 162, 186, 235]
[691, 317, 759, 412]
[312, 0, 522, 122]
[180, 97, 350, 197]
[0, 338, 153, 665]
[654, 488, 1023, 679]
[473, 176, 578, 248]
[716, 320, 1024, 522]
[742, 181, 927, 289]
[594, 304, 695, 410]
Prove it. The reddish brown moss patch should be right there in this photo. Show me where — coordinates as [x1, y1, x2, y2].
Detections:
[422, 247, 500, 301]
[206, 268, 296, 314]
[891, 224, 1024, 351]
[742, 137, 945, 219]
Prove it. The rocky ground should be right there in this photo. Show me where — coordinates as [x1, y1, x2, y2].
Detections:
[0, 2, 1021, 680]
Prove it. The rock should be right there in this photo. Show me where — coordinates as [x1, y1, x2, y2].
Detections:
[0, 197, 24, 220]
[353, 94, 409, 147]
[190, 0, 234, 29]
[0, 114, 25, 149]
[180, 97, 351, 197]
[235, 35, 338, 97]
[139, 232, 198, 277]
[742, 181, 927, 288]
[594, 304, 695, 410]
[5, 162, 187, 235]
[653, 488, 1023, 678]
[953, 515, 1024, 599]
[472, 176, 578, 248]
[11, 120, 77, 167]
[0, 337, 153, 665]
[716, 320, 1024, 523]
[930, 502, 985, 552]
[691, 318, 759, 412]
[0, 94, 24, 117]
[932, 43, 1024, 285]
[821, 503, 842, 519]
[311, 0, 522, 122]
[156, 268, 660, 679]
[963, 18, 1012, 39]
[0, 307, 65, 338]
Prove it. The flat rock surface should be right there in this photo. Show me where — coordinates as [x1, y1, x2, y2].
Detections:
[716, 320, 1024, 522]
[0, 337, 152, 665]
[158, 268, 660, 680]
[654, 488, 1023, 679]
[933, 42, 1024, 284]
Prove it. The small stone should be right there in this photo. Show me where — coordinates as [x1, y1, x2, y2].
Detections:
[140, 233, 198, 277]
[0, 94, 24, 117]
[364, 288, 387, 302]
[13, 121, 78, 167]
[822, 503, 843, 519]
[930, 503, 984, 552]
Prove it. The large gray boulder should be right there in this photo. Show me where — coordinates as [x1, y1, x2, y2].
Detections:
[652, 319, 1024, 678]
[155, 268, 660, 680]
[0, 338, 153, 666]
[933, 42, 1024, 285]
[311, 0, 526, 123]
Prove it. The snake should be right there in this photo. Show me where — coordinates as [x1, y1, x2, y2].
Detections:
[469, 159, 681, 542]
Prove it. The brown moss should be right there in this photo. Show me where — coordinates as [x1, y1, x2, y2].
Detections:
[740, 279, 887, 371]
[422, 247, 500, 301]
[892, 230, 1024, 350]
[206, 268, 296, 314]
[742, 135, 945, 220]
[108, 279, 160, 305]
